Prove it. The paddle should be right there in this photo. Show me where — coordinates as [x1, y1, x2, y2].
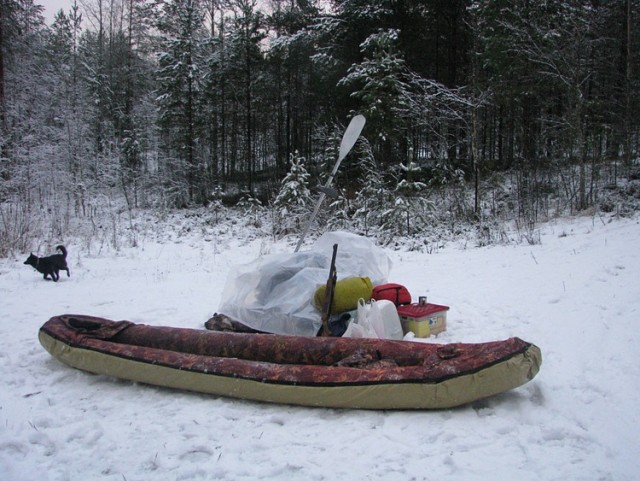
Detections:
[294, 115, 366, 252]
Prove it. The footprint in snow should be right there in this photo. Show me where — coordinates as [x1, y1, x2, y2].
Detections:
[179, 446, 214, 462]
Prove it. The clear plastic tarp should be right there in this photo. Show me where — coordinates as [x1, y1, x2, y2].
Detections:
[218, 231, 392, 336]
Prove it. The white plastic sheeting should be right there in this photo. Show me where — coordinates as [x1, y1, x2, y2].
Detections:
[218, 232, 392, 336]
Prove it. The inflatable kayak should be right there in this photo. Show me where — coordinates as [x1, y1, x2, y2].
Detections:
[39, 314, 542, 410]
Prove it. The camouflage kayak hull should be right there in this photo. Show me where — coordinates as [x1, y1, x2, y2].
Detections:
[39, 314, 541, 410]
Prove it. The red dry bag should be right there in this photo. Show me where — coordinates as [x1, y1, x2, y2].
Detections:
[372, 283, 412, 306]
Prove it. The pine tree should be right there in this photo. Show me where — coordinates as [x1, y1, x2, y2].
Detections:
[48, 4, 90, 215]
[266, 0, 320, 172]
[226, 0, 266, 195]
[156, 0, 207, 206]
[208, 184, 225, 224]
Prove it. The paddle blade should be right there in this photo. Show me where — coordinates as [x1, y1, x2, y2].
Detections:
[338, 115, 366, 162]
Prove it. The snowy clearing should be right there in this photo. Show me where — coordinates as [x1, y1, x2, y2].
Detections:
[1, 214, 639, 481]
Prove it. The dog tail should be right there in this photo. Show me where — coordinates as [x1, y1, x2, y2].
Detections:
[56, 245, 67, 258]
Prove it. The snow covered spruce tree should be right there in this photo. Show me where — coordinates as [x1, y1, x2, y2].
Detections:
[381, 154, 433, 241]
[337, 28, 410, 167]
[351, 138, 392, 237]
[237, 193, 263, 228]
[272, 151, 312, 237]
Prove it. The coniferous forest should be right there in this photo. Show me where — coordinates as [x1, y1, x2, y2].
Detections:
[1, 0, 639, 255]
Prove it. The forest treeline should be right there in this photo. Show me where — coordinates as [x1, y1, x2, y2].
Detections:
[0, 0, 639, 254]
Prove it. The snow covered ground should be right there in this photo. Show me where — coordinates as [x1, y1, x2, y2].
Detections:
[1, 213, 639, 480]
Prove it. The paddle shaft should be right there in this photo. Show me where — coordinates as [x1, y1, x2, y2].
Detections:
[294, 115, 365, 252]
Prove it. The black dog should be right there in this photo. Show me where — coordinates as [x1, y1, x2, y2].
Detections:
[24, 245, 71, 282]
